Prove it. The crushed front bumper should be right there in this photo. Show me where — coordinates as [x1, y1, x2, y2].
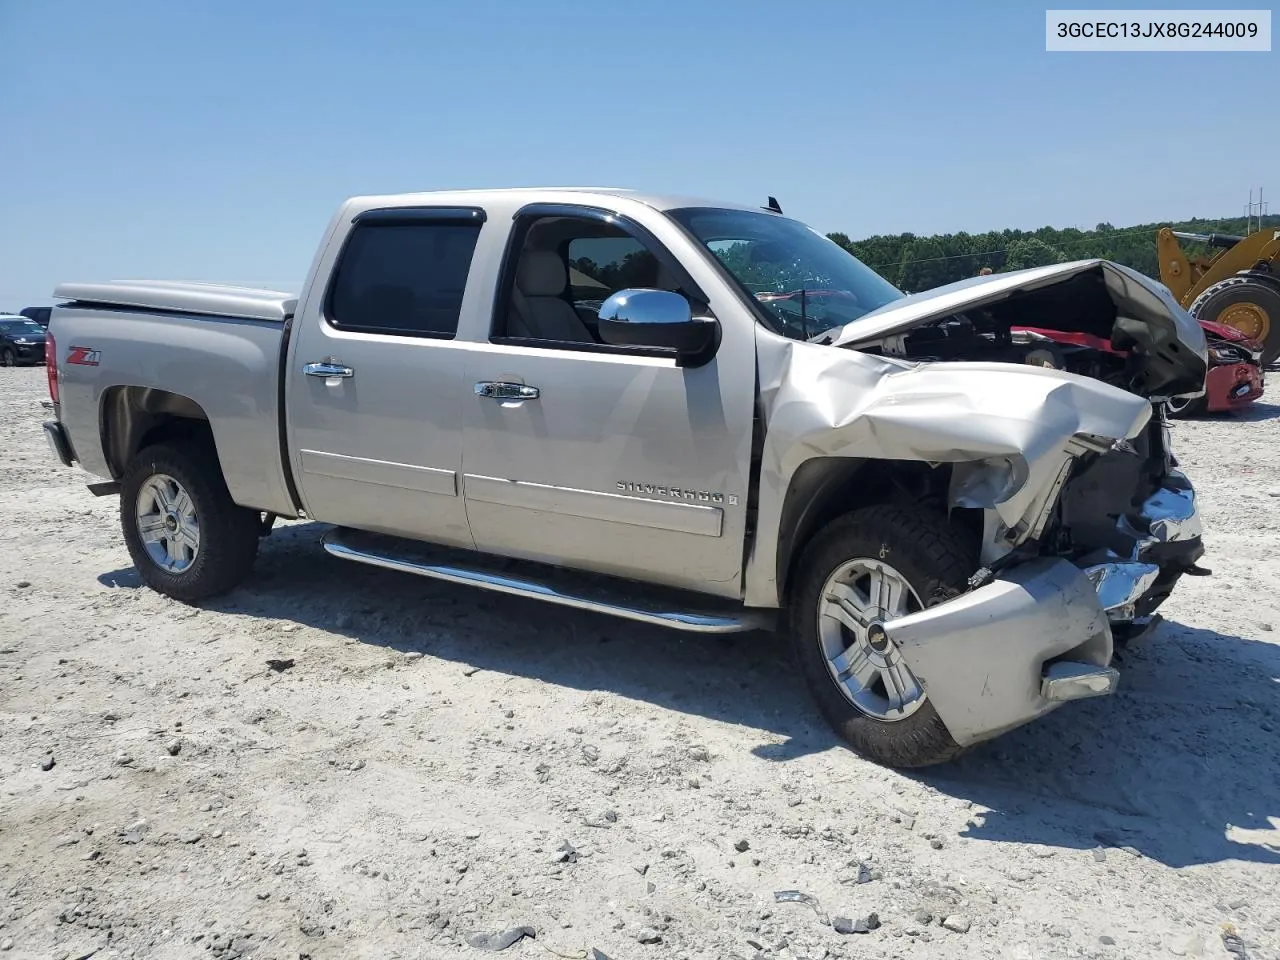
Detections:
[1106, 469, 1203, 619]
[882, 469, 1203, 748]
[883, 558, 1114, 747]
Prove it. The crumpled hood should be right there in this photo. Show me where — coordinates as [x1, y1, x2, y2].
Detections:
[829, 259, 1208, 398]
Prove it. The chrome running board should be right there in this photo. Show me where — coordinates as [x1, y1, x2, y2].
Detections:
[322, 527, 772, 635]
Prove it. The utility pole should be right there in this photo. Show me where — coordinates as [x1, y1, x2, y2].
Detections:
[1244, 187, 1268, 233]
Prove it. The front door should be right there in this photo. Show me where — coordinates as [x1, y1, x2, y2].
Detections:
[286, 207, 486, 547]
[459, 208, 756, 597]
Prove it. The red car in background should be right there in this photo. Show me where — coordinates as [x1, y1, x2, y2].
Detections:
[1013, 319, 1264, 417]
[1189, 320, 1267, 415]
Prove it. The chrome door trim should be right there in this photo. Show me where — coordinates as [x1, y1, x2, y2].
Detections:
[463, 474, 722, 537]
[300, 449, 458, 496]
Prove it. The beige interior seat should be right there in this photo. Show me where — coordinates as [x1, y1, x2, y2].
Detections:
[508, 251, 596, 342]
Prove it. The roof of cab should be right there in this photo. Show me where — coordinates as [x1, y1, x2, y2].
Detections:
[341, 187, 775, 217]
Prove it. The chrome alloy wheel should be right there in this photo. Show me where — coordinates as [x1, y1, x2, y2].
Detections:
[135, 473, 200, 573]
[816, 558, 927, 721]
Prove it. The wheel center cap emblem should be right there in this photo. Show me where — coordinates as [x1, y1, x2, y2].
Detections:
[867, 623, 890, 652]
[165, 513, 179, 532]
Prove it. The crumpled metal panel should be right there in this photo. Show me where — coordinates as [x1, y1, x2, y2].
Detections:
[827, 259, 1207, 380]
[1120, 475, 1201, 545]
[882, 558, 1113, 746]
[742, 334, 1152, 606]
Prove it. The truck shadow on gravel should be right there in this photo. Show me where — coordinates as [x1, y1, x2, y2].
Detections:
[100, 523, 1280, 869]
[923, 619, 1280, 868]
[1209, 397, 1280, 422]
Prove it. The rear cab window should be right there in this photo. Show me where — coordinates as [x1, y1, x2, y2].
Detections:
[325, 211, 484, 338]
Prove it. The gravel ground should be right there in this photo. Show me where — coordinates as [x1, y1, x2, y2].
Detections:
[2, 364, 1278, 960]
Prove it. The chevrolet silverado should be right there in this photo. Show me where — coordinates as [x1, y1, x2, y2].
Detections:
[42, 188, 1208, 767]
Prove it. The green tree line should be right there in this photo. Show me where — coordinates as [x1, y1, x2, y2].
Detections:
[828, 214, 1280, 293]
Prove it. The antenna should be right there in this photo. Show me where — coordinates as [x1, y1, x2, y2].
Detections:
[764, 196, 783, 214]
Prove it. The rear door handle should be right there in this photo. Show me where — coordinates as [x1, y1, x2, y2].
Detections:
[475, 381, 539, 400]
[304, 360, 354, 379]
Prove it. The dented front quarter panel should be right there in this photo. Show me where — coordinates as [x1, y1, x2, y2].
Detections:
[743, 331, 1152, 607]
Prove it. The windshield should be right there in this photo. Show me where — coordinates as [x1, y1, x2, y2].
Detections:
[0, 320, 45, 336]
[668, 207, 905, 340]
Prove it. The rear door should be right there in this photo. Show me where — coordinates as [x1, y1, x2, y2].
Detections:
[285, 206, 487, 547]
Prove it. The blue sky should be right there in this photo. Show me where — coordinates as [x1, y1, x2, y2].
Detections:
[0, 0, 1275, 306]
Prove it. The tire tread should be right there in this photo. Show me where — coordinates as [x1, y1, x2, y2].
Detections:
[120, 441, 260, 601]
[790, 504, 977, 768]
[1188, 273, 1280, 365]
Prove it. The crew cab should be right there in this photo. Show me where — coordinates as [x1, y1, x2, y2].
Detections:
[42, 189, 1209, 768]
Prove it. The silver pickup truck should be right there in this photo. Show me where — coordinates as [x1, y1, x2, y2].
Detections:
[42, 188, 1208, 768]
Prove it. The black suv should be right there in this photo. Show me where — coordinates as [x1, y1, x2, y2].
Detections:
[0, 315, 48, 366]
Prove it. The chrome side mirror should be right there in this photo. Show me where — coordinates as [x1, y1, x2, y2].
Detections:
[597, 289, 719, 365]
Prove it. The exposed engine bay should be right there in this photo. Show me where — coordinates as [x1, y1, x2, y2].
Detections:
[890, 316, 1136, 390]
[825, 267, 1211, 634]
[1035, 409, 1203, 632]
[862, 272, 1173, 396]
[831, 261, 1210, 402]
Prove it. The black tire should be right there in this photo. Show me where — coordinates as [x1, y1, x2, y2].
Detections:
[1165, 393, 1207, 419]
[1188, 272, 1280, 365]
[0, 348, 14, 367]
[120, 441, 260, 601]
[789, 505, 977, 768]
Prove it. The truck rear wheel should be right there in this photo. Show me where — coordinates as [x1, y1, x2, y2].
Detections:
[120, 442, 260, 601]
[790, 506, 976, 768]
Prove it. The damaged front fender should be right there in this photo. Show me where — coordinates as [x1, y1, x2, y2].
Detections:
[743, 333, 1152, 607]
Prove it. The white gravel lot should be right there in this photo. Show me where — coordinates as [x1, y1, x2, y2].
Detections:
[1, 363, 1278, 960]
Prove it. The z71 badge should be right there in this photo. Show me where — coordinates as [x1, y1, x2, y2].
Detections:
[616, 481, 738, 506]
[66, 346, 102, 366]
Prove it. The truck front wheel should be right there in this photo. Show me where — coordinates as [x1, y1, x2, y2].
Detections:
[120, 442, 261, 601]
[790, 506, 976, 768]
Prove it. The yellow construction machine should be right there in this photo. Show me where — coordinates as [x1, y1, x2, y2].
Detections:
[1157, 225, 1280, 364]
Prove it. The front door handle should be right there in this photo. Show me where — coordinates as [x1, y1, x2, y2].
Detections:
[475, 381, 539, 401]
[304, 360, 355, 379]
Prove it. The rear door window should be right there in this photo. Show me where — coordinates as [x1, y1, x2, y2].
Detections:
[327, 221, 482, 338]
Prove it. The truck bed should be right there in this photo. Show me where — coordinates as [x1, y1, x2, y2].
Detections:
[49, 281, 299, 517]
